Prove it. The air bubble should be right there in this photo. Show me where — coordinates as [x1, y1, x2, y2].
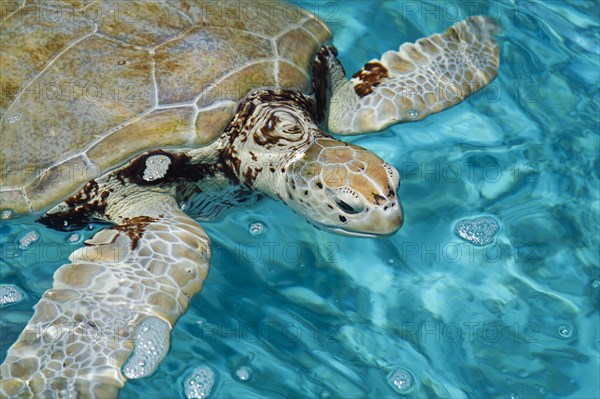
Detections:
[249, 222, 265, 236]
[592, 279, 600, 288]
[235, 366, 252, 381]
[319, 389, 332, 399]
[407, 109, 418, 118]
[0, 284, 25, 307]
[67, 233, 80, 243]
[184, 366, 216, 399]
[387, 258, 395, 265]
[454, 216, 500, 246]
[7, 113, 21, 124]
[195, 318, 206, 327]
[387, 367, 414, 393]
[18, 231, 40, 249]
[143, 155, 172, 182]
[122, 317, 170, 379]
[557, 324, 573, 338]
[0, 209, 14, 220]
[509, 393, 519, 399]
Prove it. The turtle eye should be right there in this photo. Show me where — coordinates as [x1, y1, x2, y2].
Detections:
[330, 188, 364, 215]
[334, 198, 361, 214]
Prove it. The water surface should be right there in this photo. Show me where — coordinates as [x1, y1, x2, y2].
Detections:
[1, 1, 599, 398]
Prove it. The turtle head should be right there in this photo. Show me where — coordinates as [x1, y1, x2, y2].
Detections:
[226, 90, 403, 237]
[284, 138, 403, 237]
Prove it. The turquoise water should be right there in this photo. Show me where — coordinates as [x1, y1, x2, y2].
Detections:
[1, 0, 599, 397]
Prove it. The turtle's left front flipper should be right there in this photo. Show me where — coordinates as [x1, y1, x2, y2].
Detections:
[324, 16, 500, 135]
[0, 195, 210, 398]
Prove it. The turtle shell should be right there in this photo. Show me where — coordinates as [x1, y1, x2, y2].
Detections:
[0, 0, 331, 213]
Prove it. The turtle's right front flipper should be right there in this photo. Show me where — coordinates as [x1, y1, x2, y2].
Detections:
[323, 16, 500, 135]
[0, 195, 210, 398]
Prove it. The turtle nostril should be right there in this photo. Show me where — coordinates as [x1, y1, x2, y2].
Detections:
[383, 199, 399, 212]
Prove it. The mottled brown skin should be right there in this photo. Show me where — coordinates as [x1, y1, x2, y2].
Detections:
[109, 216, 158, 249]
[352, 61, 390, 97]
[312, 45, 340, 123]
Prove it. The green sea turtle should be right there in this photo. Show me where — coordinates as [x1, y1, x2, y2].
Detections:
[0, 1, 500, 397]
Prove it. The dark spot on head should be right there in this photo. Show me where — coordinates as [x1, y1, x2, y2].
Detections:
[304, 190, 308, 196]
[373, 193, 386, 205]
[316, 182, 323, 189]
[339, 215, 347, 223]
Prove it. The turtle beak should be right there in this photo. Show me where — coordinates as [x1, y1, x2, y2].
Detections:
[327, 197, 404, 237]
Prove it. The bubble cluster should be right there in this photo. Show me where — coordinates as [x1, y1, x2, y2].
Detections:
[184, 366, 216, 399]
[249, 222, 266, 236]
[0, 209, 14, 220]
[235, 366, 252, 381]
[592, 279, 600, 288]
[67, 233, 80, 243]
[7, 113, 21, 124]
[0, 285, 25, 307]
[122, 317, 170, 379]
[387, 367, 414, 393]
[143, 155, 172, 182]
[454, 216, 500, 246]
[407, 109, 418, 118]
[18, 230, 40, 249]
[557, 324, 573, 339]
